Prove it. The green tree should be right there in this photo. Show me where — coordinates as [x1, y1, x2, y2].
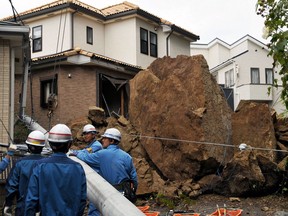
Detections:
[257, 0, 288, 110]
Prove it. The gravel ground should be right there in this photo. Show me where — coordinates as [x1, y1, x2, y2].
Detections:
[136, 194, 288, 216]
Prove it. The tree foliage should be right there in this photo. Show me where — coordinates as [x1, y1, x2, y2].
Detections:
[257, 0, 288, 110]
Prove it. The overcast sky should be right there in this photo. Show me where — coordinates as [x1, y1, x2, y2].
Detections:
[1, 0, 267, 44]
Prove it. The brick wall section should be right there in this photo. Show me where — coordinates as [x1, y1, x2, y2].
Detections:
[14, 63, 135, 131]
[15, 65, 98, 130]
[58, 66, 98, 126]
[0, 39, 10, 144]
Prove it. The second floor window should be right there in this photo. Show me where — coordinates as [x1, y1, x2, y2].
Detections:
[150, 32, 158, 57]
[32, 26, 42, 52]
[265, 68, 273, 84]
[251, 68, 260, 84]
[87, 26, 93, 45]
[140, 28, 148, 55]
[225, 69, 234, 87]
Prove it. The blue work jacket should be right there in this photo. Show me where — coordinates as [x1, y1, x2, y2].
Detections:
[77, 144, 138, 189]
[0, 157, 9, 173]
[73, 139, 102, 173]
[5, 154, 45, 215]
[85, 139, 102, 153]
[25, 152, 87, 216]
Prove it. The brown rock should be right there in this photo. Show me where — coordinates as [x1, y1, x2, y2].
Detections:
[232, 101, 277, 161]
[129, 55, 233, 181]
[88, 106, 106, 126]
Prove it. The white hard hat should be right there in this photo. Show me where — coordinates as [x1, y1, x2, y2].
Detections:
[48, 124, 72, 143]
[26, 130, 45, 147]
[101, 128, 121, 142]
[83, 124, 97, 134]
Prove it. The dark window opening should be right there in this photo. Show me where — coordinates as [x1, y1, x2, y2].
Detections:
[265, 68, 273, 84]
[251, 68, 260, 84]
[32, 26, 42, 52]
[150, 32, 158, 57]
[140, 28, 148, 55]
[99, 74, 129, 118]
[87, 26, 93, 45]
[40, 75, 58, 109]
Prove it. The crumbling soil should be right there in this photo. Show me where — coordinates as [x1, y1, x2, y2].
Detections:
[136, 194, 288, 216]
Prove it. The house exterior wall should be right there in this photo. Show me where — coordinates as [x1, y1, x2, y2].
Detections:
[105, 18, 137, 66]
[16, 66, 98, 130]
[0, 40, 10, 143]
[29, 13, 73, 58]
[169, 34, 191, 57]
[15, 64, 136, 130]
[74, 13, 105, 54]
[135, 18, 159, 68]
[24, 7, 195, 69]
[191, 42, 230, 70]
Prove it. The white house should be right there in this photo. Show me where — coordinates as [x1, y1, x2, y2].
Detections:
[190, 35, 285, 114]
[1, 0, 199, 130]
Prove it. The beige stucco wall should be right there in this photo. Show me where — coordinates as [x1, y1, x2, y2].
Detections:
[29, 13, 72, 58]
[73, 13, 105, 53]
[0, 40, 10, 144]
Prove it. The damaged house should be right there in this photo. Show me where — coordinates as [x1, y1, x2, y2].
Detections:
[1, 0, 199, 131]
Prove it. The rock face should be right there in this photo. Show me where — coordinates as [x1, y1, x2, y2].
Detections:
[129, 55, 233, 181]
[232, 101, 277, 160]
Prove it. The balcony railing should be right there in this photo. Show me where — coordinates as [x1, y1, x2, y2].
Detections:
[236, 84, 273, 101]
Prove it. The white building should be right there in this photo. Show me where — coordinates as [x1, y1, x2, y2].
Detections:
[191, 35, 285, 114]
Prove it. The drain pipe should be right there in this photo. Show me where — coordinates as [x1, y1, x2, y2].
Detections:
[69, 156, 145, 216]
[166, 27, 174, 56]
[71, 10, 78, 49]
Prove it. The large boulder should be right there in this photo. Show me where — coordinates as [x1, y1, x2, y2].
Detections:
[129, 55, 233, 181]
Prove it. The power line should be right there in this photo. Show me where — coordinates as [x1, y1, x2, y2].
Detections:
[129, 134, 288, 153]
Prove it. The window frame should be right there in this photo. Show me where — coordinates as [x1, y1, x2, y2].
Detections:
[86, 26, 93, 45]
[140, 28, 148, 55]
[224, 69, 234, 87]
[251, 68, 260, 84]
[32, 25, 42, 52]
[265, 68, 273, 85]
[40, 75, 58, 109]
[150, 32, 158, 57]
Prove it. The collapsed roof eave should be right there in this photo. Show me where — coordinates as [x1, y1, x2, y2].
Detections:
[31, 52, 141, 75]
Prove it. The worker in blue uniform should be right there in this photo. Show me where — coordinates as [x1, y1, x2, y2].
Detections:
[25, 124, 87, 216]
[76, 128, 138, 216]
[4, 130, 46, 216]
[0, 150, 14, 174]
[82, 124, 102, 153]
[70, 124, 102, 169]
[69, 123, 102, 215]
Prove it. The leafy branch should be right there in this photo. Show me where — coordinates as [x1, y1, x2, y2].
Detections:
[257, 0, 288, 109]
